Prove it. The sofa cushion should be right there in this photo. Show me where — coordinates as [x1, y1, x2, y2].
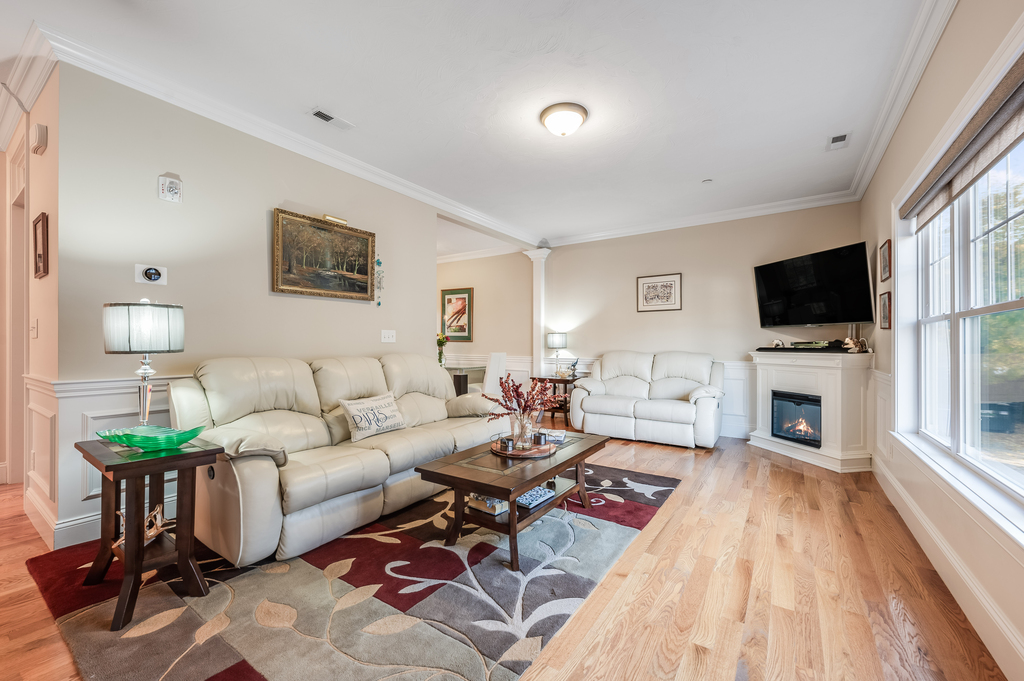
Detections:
[580, 394, 639, 418]
[652, 352, 714, 384]
[228, 410, 330, 454]
[634, 399, 697, 424]
[349, 426, 456, 475]
[339, 392, 406, 443]
[311, 356, 389, 412]
[380, 354, 455, 426]
[195, 357, 321, 426]
[279, 445, 390, 515]
[599, 351, 655, 382]
[421, 416, 509, 452]
[648, 378, 703, 401]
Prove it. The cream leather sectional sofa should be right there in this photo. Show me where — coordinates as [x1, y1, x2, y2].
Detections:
[168, 354, 507, 566]
[570, 351, 725, 449]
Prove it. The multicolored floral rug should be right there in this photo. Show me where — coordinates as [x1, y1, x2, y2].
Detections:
[27, 464, 679, 681]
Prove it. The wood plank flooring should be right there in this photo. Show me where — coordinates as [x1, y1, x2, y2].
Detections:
[0, 427, 1006, 681]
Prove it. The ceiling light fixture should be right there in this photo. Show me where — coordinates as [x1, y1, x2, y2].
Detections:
[540, 102, 588, 137]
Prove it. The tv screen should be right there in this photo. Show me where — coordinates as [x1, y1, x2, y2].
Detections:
[754, 242, 874, 327]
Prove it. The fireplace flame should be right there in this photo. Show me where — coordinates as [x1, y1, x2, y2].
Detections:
[785, 417, 817, 437]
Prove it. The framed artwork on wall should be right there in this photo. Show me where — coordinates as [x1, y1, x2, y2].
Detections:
[637, 273, 681, 312]
[880, 291, 892, 329]
[880, 239, 892, 282]
[441, 288, 473, 341]
[272, 208, 375, 301]
[33, 212, 48, 279]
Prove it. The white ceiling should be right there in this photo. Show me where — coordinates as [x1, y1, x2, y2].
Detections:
[1, 1, 935, 249]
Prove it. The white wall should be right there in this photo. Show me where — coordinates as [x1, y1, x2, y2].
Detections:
[56, 64, 438, 381]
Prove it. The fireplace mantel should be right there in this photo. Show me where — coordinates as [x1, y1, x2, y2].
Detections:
[748, 351, 873, 472]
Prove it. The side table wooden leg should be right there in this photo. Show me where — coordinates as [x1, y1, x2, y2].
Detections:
[577, 462, 592, 509]
[111, 477, 145, 631]
[508, 508, 520, 571]
[84, 476, 117, 586]
[175, 467, 209, 598]
[445, 490, 465, 546]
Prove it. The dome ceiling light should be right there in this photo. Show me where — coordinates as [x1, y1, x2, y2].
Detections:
[540, 102, 588, 137]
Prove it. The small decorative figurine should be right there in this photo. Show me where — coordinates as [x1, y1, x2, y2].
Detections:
[843, 337, 869, 353]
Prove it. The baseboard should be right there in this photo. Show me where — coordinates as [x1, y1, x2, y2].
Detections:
[721, 418, 755, 439]
[23, 484, 57, 550]
[53, 497, 178, 549]
[873, 455, 1024, 678]
[748, 433, 872, 472]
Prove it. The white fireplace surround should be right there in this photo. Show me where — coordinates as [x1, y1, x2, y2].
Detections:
[748, 351, 873, 472]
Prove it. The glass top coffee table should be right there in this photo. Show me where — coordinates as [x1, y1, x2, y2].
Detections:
[415, 433, 609, 571]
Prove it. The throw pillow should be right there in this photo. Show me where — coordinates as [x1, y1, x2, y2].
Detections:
[339, 392, 406, 442]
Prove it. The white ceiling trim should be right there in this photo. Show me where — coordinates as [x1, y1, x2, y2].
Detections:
[849, 0, 959, 200]
[0, 22, 57, 152]
[33, 23, 541, 247]
[546, 188, 859, 247]
[436, 244, 523, 264]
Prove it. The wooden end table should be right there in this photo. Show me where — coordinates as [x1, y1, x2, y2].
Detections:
[75, 438, 223, 631]
[415, 433, 608, 571]
[531, 375, 581, 425]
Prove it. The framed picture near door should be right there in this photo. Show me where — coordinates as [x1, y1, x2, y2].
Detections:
[441, 288, 473, 341]
[879, 239, 892, 282]
[880, 291, 892, 330]
[637, 273, 682, 312]
[33, 212, 48, 279]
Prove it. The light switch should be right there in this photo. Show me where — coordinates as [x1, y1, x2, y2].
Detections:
[381, 330, 396, 343]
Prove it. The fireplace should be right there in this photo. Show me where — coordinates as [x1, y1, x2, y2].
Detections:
[771, 390, 822, 448]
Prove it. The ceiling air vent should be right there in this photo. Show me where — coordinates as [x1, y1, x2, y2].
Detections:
[826, 133, 850, 151]
[309, 108, 355, 131]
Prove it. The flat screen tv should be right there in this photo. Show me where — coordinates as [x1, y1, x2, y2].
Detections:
[754, 242, 874, 327]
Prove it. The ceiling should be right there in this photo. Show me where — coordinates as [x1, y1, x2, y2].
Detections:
[1, 1, 937, 250]
[436, 217, 522, 262]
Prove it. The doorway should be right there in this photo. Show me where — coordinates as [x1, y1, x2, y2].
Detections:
[4, 133, 28, 486]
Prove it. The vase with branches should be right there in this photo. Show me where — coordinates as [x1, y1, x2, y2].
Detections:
[483, 374, 559, 450]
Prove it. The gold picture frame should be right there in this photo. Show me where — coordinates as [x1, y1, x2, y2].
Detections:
[272, 208, 375, 301]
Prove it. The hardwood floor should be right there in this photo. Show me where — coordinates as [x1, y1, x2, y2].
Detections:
[0, 427, 1006, 681]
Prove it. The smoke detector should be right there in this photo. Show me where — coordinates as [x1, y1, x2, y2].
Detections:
[309, 108, 355, 131]
[826, 133, 851, 151]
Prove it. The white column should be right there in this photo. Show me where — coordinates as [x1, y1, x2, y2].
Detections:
[523, 248, 550, 377]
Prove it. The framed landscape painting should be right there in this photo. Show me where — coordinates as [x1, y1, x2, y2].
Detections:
[441, 288, 473, 341]
[273, 208, 375, 301]
[637, 273, 682, 312]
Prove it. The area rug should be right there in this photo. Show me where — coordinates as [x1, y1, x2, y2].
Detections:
[27, 464, 679, 681]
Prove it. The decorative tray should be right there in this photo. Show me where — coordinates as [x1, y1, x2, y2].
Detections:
[490, 441, 557, 459]
[97, 425, 205, 452]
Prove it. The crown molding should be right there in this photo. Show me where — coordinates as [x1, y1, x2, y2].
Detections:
[0, 22, 58, 152]
[33, 23, 541, 247]
[436, 244, 524, 264]
[849, 0, 959, 200]
[545, 189, 859, 247]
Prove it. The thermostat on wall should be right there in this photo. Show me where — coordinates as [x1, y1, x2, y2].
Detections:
[135, 264, 168, 285]
[158, 174, 183, 203]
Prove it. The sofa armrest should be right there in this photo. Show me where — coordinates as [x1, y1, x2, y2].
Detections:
[688, 385, 725, 404]
[201, 426, 288, 467]
[573, 378, 606, 395]
[446, 393, 499, 418]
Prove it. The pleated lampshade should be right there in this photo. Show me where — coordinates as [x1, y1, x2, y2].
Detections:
[102, 302, 185, 354]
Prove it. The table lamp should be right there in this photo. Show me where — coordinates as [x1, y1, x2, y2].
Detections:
[547, 332, 568, 376]
[103, 299, 184, 425]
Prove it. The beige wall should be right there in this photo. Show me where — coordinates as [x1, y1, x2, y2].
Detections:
[860, 0, 1024, 374]
[437, 252, 532, 357]
[28, 65, 59, 381]
[0, 143, 6, 483]
[56, 65, 438, 380]
[545, 202, 862, 362]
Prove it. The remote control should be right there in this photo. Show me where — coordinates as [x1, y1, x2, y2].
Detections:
[516, 485, 557, 509]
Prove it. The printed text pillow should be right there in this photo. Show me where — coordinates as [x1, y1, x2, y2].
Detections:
[339, 392, 406, 442]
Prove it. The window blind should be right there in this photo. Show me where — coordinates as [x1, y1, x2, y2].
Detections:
[900, 52, 1024, 230]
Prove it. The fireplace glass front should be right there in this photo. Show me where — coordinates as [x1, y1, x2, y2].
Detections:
[771, 390, 822, 448]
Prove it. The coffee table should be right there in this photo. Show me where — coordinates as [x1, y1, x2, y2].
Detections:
[415, 433, 609, 571]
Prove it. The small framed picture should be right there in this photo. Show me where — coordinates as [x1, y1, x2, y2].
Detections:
[637, 273, 682, 312]
[880, 291, 892, 330]
[880, 239, 892, 282]
[441, 288, 473, 341]
[33, 212, 48, 279]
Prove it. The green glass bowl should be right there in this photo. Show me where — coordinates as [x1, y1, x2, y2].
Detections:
[97, 425, 205, 451]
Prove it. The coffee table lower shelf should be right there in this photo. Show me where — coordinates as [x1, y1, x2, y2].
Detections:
[449, 472, 590, 571]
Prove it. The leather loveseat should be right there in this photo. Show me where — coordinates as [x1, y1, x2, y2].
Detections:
[168, 354, 507, 566]
[569, 351, 724, 449]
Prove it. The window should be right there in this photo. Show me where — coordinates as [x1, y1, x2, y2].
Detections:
[918, 141, 1024, 494]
